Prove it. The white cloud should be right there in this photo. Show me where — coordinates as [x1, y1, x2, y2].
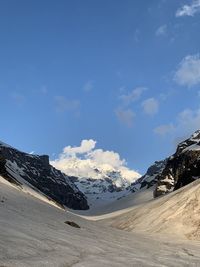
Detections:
[154, 107, 200, 137]
[83, 80, 94, 92]
[51, 139, 140, 183]
[174, 54, 200, 87]
[176, 0, 200, 17]
[142, 98, 159, 115]
[115, 108, 135, 127]
[63, 139, 96, 157]
[55, 96, 80, 113]
[154, 124, 175, 136]
[155, 25, 167, 36]
[119, 87, 147, 106]
[87, 149, 125, 168]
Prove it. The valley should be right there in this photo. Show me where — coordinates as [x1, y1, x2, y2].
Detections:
[1, 131, 200, 266]
[0, 176, 200, 267]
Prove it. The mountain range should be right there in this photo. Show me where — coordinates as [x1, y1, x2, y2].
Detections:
[1, 130, 200, 210]
[1, 130, 200, 266]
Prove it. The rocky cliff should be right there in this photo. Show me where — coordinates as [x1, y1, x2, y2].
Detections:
[0, 142, 89, 210]
[154, 130, 200, 197]
[128, 160, 167, 193]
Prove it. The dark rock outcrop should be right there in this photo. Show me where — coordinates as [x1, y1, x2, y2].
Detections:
[154, 130, 200, 197]
[0, 142, 89, 210]
[129, 160, 167, 192]
[64, 221, 81, 228]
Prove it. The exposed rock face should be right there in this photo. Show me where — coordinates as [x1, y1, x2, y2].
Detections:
[62, 160, 141, 206]
[130, 160, 167, 192]
[154, 130, 200, 197]
[0, 142, 89, 210]
[69, 172, 135, 206]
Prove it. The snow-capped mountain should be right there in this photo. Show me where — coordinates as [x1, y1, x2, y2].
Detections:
[154, 130, 200, 197]
[0, 141, 89, 210]
[3, 129, 200, 210]
[52, 157, 141, 206]
[128, 130, 200, 199]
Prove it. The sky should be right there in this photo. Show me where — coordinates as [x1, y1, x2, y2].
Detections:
[1, 0, 200, 175]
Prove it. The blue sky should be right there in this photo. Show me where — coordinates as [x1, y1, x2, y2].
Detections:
[1, 0, 200, 174]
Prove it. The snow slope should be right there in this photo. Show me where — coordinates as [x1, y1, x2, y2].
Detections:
[0, 143, 88, 209]
[1, 176, 200, 266]
[104, 179, 200, 240]
[74, 186, 154, 218]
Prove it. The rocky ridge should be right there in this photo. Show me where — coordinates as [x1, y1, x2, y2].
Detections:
[154, 130, 200, 197]
[0, 142, 89, 210]
[130, 160, 167, 192]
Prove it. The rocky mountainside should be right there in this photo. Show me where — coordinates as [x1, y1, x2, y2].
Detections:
[154, 130, 200, 197]
[2, 129, 199, 210]
[67, 160, 141, 206]
[66, 158, 167, 207]
[129, 160, 167, 192]
[128, 130, 200, 199]
[0, 142, 89, 210]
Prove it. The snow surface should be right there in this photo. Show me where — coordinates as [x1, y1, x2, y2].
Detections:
[74, 186, 154, 218]
[178, 130, 200, 154]
[0, 167, 62, 210]
[191, 130, 200, 140]
[182, 143, 200, 152]
[1, 176, 200, 266]
[103, 179, 200, 241]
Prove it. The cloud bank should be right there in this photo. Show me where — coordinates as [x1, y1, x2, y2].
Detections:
[51, 139, 140, 183]
[63, 139, 96, 156]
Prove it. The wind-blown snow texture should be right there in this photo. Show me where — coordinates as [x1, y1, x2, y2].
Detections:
[0, 142, 89, 210]
[105, 179, 200, 241]
[1, 176, 200, 267]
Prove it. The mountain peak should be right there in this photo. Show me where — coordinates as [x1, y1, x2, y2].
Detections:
[155, 129, 200, 197]
[176, 130, 200, 154]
